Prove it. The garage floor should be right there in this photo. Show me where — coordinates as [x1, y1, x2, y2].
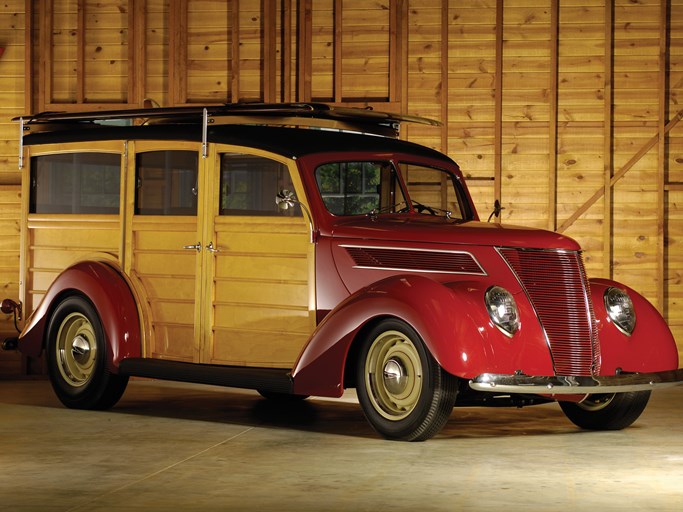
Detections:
[1, 379, 682, 511]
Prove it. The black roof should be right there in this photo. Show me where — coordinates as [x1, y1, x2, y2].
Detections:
[22, 121, 452, 163]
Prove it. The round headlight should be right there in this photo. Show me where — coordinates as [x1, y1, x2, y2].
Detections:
[485, 286, 520, 337]
[604, 287, 636, 336]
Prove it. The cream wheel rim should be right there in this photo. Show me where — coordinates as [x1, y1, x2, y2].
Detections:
[55, 312, 98, 387]
[365, 330, 422, 421]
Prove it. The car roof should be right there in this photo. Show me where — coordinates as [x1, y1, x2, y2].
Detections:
[23, 122, 453, 163]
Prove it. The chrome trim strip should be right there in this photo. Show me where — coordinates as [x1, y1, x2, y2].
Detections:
[201, 107, 208, 158]
[18, 117, 24, 169]
[340, 244, 487, 276]
[469, 369, 683, 395]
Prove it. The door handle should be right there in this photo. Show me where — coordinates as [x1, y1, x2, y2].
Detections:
[206, 242, 221, 254]
[183, 242, 202, 253]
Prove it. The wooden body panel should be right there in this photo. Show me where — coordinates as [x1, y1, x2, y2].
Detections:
[208, 216, 313, 367]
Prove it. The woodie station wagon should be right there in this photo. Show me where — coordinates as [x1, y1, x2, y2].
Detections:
[2, 103, 682, 441]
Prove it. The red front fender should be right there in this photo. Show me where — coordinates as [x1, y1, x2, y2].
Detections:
[291, 274, 555, 397]
[18, 260, 141, 372]
[590, 278, 679, 374]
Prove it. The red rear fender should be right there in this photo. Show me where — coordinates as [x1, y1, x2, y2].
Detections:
[18, 261, 141, 372]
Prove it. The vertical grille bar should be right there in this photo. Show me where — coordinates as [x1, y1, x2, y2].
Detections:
[499, 248, 600, 376]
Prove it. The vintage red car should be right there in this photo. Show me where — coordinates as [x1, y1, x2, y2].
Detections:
[2, 103, 682, 440]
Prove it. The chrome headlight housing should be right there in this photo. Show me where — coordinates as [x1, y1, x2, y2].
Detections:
[604, 287, 636, 336]
[485, 286, 520, 337]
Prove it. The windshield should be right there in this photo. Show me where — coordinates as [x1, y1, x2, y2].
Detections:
[315, 160, 469, 219]
[397, 163, 468, 220]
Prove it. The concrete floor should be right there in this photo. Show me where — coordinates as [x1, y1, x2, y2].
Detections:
[1, 379, 682, 512]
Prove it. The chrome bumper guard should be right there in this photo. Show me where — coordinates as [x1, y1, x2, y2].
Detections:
[469, 369, 683, 395]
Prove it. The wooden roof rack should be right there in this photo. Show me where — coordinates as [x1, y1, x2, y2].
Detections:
[14, 103, 440, 169]
[14, 102, 440, 137]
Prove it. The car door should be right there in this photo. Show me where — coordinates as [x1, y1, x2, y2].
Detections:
[198, 146, 316, 368]
[126, 141, 205, 363]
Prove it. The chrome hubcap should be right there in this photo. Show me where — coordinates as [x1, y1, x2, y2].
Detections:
[383, 358, 408, 395]
[70, 335, 91, 364]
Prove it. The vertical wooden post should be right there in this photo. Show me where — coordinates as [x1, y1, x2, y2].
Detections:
[281, 0, 292, 102]
[263, 0, 277, 102]
[440, 0, 449, 156]
[297, 0, 312, 101]
[398, 0, 408, 120]
[548, 0, 559, 231]
[24, 0, 34, 114]
[40, 0, 53, 111]
[494, 0, 503, 212]
[603, 0, 614, 279]
[334, 0, 342, 103]
[657, 0, 670, 312]
[128, 0, 146, 106]
[77, 0, 85, 103]
[231, 0, 241, 102]
[168, 0, 188, 105]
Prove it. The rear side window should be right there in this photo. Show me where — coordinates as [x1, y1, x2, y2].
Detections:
[30, 153, 121, 214]
[135, 151, 198, 215]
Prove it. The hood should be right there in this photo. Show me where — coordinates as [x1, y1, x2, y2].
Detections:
[329, 215, 581, 251]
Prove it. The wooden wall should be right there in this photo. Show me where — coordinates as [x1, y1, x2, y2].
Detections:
[1, 0, 682, 374]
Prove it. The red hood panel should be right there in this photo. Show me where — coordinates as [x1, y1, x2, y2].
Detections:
[329, 216, 581, 251]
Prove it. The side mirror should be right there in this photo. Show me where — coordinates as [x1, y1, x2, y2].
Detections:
[487, 199, 505, 223]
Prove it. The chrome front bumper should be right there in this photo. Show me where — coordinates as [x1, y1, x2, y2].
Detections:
[469, 369, 683, 395]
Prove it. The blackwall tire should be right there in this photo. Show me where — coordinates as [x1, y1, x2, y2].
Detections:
[46, 295, 128, 410]
[559, 391, 651, 430]
[356, 319, 458, 441]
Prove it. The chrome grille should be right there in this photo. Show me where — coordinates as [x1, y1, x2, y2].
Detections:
[499, 248, 600, 376]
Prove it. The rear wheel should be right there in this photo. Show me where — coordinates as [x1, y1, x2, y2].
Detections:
[559, 391, 651, 430]
[46, 295, 128, 410]
[356, 319, 458, 441]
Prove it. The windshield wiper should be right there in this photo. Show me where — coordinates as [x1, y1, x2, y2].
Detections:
[409, 200, 453, 219]
[367, 201, 409, 219]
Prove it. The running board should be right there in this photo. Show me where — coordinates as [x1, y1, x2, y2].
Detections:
[119, 358, 293, 394]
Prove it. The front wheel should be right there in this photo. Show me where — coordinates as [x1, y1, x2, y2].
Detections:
[559, 391, 651, 430]
[356, 319, 458, 441]
[46, 295, 128, 410]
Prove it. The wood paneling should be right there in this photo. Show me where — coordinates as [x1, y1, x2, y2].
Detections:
[1, 0, 683, 366]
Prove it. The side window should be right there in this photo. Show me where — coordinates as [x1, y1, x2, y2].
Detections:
[220, 154, 301, 216]
[30, 153, 120, 214]
[135, 151, 198, 215]
[315, 161, 403, 216]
